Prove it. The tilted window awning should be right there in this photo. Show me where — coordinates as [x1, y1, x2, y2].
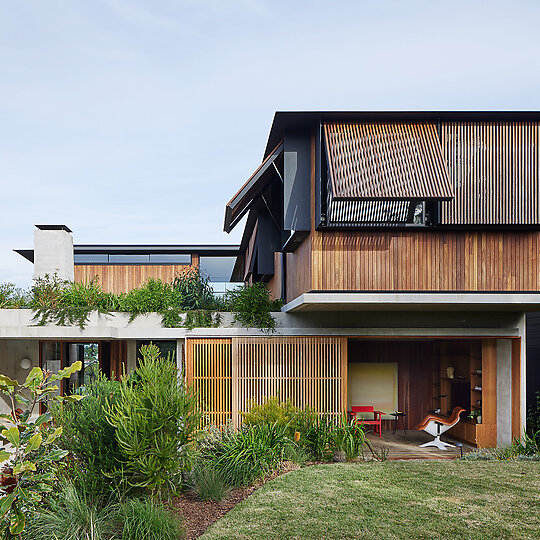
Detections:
[224, 141, 284, 233]
[323, 122, 454, 226]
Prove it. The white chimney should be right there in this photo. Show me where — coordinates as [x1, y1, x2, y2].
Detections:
[33, 225, 74, 281]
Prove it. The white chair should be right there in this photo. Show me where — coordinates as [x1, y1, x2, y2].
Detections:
[416, 407, 465, 450]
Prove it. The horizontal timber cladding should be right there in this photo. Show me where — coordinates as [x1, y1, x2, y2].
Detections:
[74, 261, 197, 293]
[232, 337, 347, 426]
[440, 122, 540, 225]
[185, 339, 232, 427]
[311, 229, 540, 292]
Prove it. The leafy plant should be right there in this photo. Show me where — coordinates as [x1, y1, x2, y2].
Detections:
[190, 465, 231, 502]
[52, 373, 123, 499]
[224, 283, 282, 332]
[113, 497, 183, 540]
[198, 423, 293, 486]
[108, 344, 201, 497]
[25, 482, 115, 540]
[0, 363, 85, 537]
[172, 268, 215, 310]
[0, 283, 28, 309]
[332, 417, 366, 460]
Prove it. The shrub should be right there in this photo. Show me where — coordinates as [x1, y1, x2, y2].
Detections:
[224, 283, 282, 332]
[25, 483, 115, 540]
[113, 497, 183, 540]
[332, 417, 366, 460]
[190, 465, 231, 502]
[52, 373, 123, 499]
[173, 268, 216, 310]
[0, 363, 85, 537]
[108, 344, 201, 496]
[241, 397, 299, 428]
[299, 415, 336, 461]
[198, 423, 293, 486]
[0, 282, 28, 308]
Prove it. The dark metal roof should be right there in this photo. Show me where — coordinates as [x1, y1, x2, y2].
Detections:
[264, 111, 540, 157]
[15, 244, 240, 263]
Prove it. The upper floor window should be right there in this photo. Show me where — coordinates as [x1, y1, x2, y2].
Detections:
[74, 253, 192, 265]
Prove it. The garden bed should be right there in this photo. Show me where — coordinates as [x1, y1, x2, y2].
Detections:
[170, 463, 299, 539]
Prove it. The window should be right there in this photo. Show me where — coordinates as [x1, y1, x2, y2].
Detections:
[108, 254, 150, 264]
[149, 253, 191, 264]
[74, 254, 108, 264]
[199, 257, 236, 282]
[136, 340, 177, 364]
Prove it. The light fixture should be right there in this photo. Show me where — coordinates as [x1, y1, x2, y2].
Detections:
[20, 358, 32, 370]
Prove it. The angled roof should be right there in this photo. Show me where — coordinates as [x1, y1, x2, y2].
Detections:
[223, 141, 283, 233]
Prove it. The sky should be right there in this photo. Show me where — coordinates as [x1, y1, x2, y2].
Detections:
[1, 0, 540, 288]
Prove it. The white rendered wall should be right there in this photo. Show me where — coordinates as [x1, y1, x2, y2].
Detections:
[34, 228, 74, 281]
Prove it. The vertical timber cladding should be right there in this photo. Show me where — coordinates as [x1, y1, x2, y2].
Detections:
[232, 337, 348, 427]
[185, 339, 232, 426]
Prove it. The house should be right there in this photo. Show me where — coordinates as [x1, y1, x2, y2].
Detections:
[2, 111, 540, 448]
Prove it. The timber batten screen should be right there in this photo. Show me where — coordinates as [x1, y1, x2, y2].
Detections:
[440, 122, 540, 225]
[185, 339, 232, 426]
[232, 337, 347, 426]
[323, 122, 453, 227]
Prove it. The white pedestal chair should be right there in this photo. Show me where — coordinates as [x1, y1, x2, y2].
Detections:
[416, 407, 465, 450]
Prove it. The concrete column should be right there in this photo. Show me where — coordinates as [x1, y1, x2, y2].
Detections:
[517, 313, 527, 438]
[496, 339, 512, 446]
[33, 225, 74, 281]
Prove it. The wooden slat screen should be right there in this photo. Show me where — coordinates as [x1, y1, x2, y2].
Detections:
[323, 122, 454, 200]
[232, 337, 347, 426]
[440, 122, 540, 225]
[185, 339, 232, 427]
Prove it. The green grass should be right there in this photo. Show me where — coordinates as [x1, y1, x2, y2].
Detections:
[201, 461, 540, 539]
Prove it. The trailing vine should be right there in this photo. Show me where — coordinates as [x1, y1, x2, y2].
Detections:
[17, 271, 279, 332]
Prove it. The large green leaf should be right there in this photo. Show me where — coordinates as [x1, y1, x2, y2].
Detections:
[22, 367, 44, 389]
[13, 461, 36, 475]
[0, 450, 11, 462]
[33, 412, 51, 427]
[1, 427, 20, 448]
[44, 427, 62, 445]
[35, 385, 58, 396]
[9, 506, 25, 535]
[0, 375, 18, 389]
[26, 432, 42, 452]
[50, 361, 82, 381]
[42, 449, 68, 462]
[57, 394, 85, 403]
[0, 493, 16, 519]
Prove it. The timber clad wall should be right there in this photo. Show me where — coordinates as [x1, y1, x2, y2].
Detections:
[311, 230, 540, 293]
[74, 260, 198, 293]
[185, 337, 347, 427]
[440, 122, 540, 225]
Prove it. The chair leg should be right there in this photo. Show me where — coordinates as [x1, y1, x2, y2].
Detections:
[419, 436, 455, 450]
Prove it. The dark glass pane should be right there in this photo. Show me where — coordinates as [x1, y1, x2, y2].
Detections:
[74, 253, 109, 264]
[149, 253, 191, 264]
[109, 254, 150, 263]
[136, 341, 177, 365]
[199, 256, 236, 282]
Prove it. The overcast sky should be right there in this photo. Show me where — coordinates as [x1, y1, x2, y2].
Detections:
[1, 0, 540, 288]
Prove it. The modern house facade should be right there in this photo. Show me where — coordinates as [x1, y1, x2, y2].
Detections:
[2, 112, 540, 448]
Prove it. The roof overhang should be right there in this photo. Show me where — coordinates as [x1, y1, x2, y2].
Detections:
[224, 141, 284, 233]
[282, 292, 540, 313]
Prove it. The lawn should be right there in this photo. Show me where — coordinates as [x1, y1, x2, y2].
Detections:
[201, 461, 540, 539]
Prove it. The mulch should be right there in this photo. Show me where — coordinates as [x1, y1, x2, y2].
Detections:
[168, 462, 299, 539]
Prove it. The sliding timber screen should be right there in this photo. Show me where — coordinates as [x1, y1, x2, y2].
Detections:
[232, 337, 347, 426]
[185, 337, 348, 427]
[185, 338, 232, 426]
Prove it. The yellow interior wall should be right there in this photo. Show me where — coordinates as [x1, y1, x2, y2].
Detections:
[348, 362, 398, 418]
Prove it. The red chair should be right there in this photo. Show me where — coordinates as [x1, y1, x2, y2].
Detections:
[350, 406, 385, 437]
